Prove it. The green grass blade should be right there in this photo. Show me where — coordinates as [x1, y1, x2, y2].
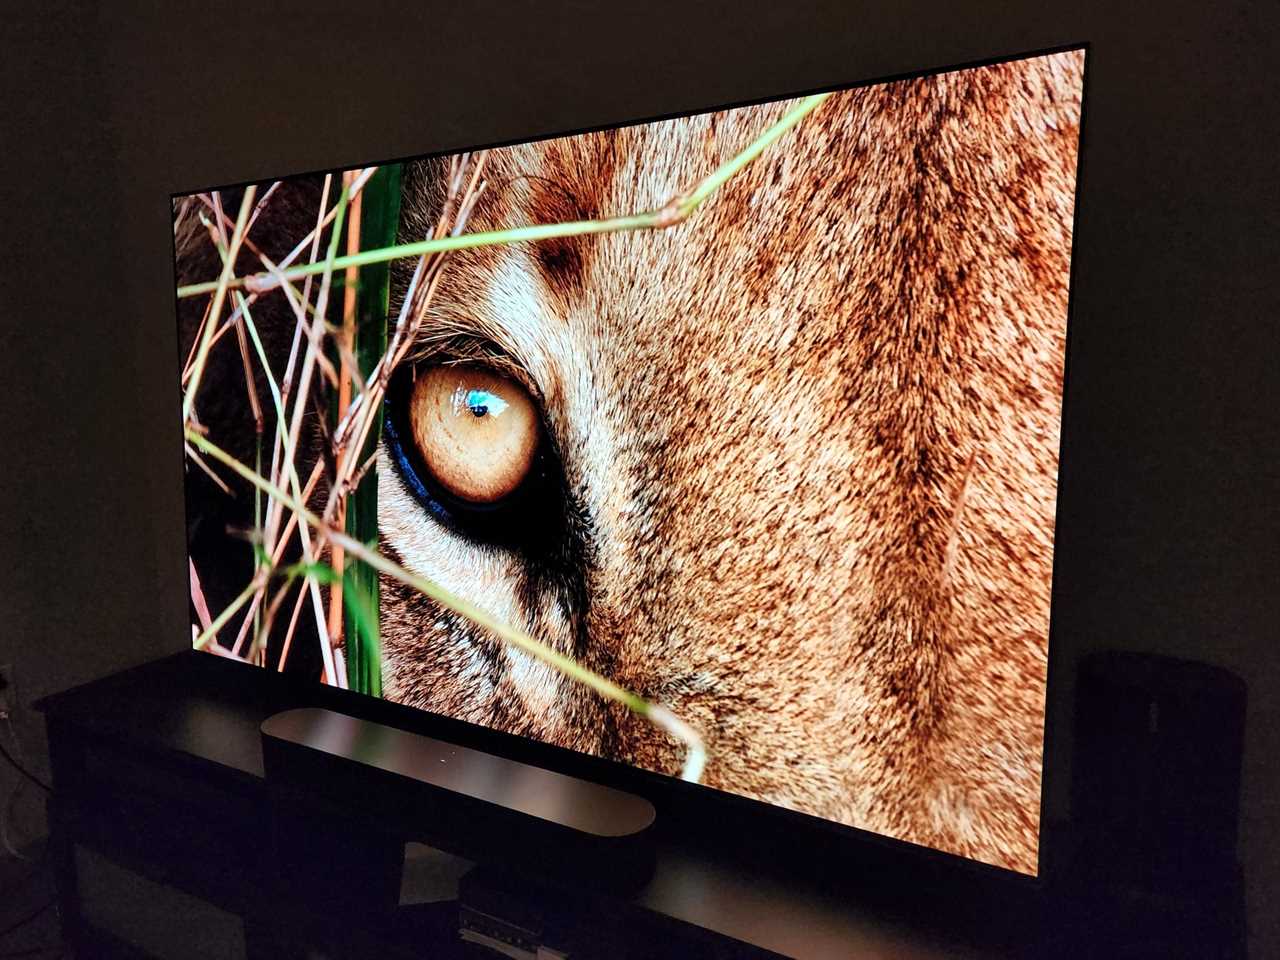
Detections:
[343, 165, 401, 697]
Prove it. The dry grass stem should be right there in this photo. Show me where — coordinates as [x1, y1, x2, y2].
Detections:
[267, 174, 333, 552]
[182, 185, 256, 423]
[271, 181, 352, 682]
[276, 576, 310, 672]
[183, 442, 232, 495]
[327, 170, 366, 654]
[193, 575, 264, 651]
[188, 559, 214, 631]
[231, 455, 326, 657]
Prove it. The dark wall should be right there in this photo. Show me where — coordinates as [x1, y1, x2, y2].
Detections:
[2, 1, 1276, 956]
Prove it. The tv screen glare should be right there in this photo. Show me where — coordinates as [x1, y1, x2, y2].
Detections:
[172, 47, 1085, 875]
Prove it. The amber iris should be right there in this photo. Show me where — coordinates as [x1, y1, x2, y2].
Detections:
[407, 365, 540, 504]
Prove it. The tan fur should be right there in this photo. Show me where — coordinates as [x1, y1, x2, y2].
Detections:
[376, 51, 1084, 874]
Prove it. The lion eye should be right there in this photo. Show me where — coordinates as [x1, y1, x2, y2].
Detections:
[407, 365, 540, 504]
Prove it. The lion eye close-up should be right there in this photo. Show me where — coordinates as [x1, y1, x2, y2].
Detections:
[406, 365, 540, 505]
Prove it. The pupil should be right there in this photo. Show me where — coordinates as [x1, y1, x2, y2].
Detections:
[458, 387, 507, 420]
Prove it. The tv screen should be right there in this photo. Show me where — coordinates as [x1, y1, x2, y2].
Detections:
[172, 46, 1085, 876]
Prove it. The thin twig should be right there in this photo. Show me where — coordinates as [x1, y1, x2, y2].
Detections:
[276, 576, 310, 672]
[183, 186, 256, 421]
[267, 174, 333, 554]
[173, 196, 193, 237]
[183, 442, 233, 495]
[229, 453, 326, 657]
[227, 175, 339, 673]
[269, 182, 352, 683]
[183, 194, 331, 386]
[193, 575, 263, 651]
[210, 191, 230, 249]
[203, 637, 252, 662]
[327, 169, 365, 653]
[196, 210, 266, 436]
[246, 181, 283, 236]
[230, 292, 327, 658]
[348, 450, 379, 492]
[180, 298, 214, 382]
[179, 251, 326, 385]
[189, 559, 214, 631]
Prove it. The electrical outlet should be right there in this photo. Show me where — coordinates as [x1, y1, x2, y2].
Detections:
[0, 664, 12, 720]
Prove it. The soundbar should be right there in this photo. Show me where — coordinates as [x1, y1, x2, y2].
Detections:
[260, 708, 657, 911]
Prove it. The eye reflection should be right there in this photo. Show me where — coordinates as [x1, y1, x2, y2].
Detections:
[454, 387, 508, 419]
[408, 365, 539, 504]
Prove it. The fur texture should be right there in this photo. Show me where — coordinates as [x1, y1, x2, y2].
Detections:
[376, 51, 1085, 873]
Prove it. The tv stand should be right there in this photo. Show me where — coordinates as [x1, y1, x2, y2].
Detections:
[36, 652, 1245, 959]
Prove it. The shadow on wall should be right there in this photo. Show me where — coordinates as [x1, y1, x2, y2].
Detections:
[1058, 650, 1247, 959]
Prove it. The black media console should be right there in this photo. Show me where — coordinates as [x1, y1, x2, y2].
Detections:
[35, 652, 1242, 959]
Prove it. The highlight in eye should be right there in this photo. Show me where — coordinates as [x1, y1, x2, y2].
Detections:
[407, 365, 539, 504]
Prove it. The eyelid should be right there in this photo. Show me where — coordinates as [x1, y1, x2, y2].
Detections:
[403, 332, 543, 406]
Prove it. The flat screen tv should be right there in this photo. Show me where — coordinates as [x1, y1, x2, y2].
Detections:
[171, 45, 1086, 877]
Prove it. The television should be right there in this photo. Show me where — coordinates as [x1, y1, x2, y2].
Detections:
[171, 44, 1086, 878]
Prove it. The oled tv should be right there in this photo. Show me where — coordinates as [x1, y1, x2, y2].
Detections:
[172, 45, 1087, 875]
